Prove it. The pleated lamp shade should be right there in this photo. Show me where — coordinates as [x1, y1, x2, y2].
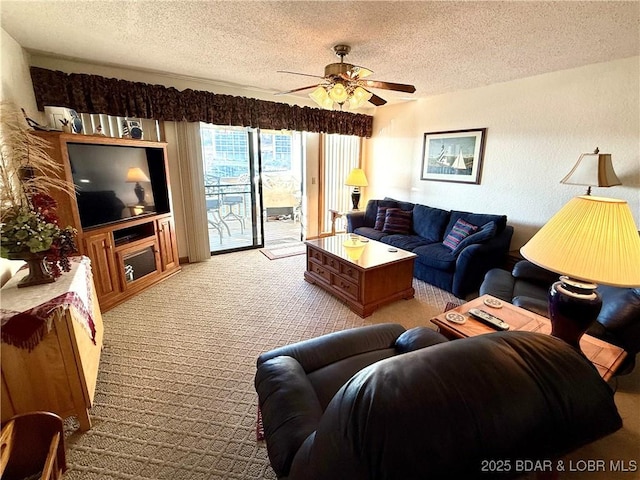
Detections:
[126, 167, 150, 183]
[520, 196, 640, 287]
[345, 168, 369, 187]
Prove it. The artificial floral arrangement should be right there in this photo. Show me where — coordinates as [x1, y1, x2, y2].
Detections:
[0, 102, 77, 284]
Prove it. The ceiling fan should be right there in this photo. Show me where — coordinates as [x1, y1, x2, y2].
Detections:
[276, 44, 416, 110]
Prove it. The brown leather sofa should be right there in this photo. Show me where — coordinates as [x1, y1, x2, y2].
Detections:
[255, 323, 622, 479]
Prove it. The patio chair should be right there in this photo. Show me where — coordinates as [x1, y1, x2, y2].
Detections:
[206, 197, 230, 243]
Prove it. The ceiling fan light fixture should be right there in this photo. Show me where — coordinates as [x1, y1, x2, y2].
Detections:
[348, 87, 373, 109]
[279, 44, 415, 109]
[328, 83, 349, 103]
[354, 67, 373, 79]
[309, 86, 333, 109]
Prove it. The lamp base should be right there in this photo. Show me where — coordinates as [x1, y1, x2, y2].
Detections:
[548, 276, 602, 351]
[134, 182, 146, 205]
[351, 189, 361, 210]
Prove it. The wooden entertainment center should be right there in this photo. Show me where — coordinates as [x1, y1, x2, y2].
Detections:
[36, 132, 181, 311]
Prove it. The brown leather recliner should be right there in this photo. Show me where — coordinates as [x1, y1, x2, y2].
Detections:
[255, 323, 622, 479]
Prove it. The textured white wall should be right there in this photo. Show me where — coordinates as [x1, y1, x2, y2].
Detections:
[1, 29, 40, 116]
[366, 56, 640, 249]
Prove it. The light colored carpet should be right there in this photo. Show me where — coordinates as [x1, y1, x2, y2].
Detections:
[63, 249, 459, 479]
[62, 249, 639, 479]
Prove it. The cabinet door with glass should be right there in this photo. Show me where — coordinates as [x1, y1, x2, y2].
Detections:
[116, 239, 161, 292]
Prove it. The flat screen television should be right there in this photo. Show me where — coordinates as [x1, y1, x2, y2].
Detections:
[67, 143, 170, 230]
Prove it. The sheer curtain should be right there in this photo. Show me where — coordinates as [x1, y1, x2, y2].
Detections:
[173, 122, 211, 262]
[321, 134, 362, 234]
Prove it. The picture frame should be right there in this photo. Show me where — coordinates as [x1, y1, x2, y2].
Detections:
[420, 128, 486, 184]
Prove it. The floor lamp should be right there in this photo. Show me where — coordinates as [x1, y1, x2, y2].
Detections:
[345, 168, 368, 210]
[520, 195, 640, 351]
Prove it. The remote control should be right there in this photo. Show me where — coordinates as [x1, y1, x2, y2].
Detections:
[467, 308, 510, 331]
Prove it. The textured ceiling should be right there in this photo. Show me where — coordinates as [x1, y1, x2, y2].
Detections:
[1, 1, 639, 106]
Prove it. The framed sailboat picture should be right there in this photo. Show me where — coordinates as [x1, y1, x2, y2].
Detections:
[420, 128, 486, 184]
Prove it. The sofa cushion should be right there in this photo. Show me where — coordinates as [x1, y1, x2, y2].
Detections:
[412, 243, 457, 271]
[445, 210, 507, 236]
[364, 200, 398, 227]
[383, 197, 415, 211]
[353, 227, 389, 241]
[443, 218, 478, 251]
[382, 208, 412, 235]
[411, 204, 451, 243]
[374, 206, 393, 230]
[380, 234, 432, 251]
[353, 226, 388, 241]
[451, 220, 497, 254]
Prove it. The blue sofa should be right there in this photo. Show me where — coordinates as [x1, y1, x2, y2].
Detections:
[347, 198, 513, 298]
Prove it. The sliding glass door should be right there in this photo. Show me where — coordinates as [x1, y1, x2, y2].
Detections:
[200, 125, 263, 253]
[200, 125, 304, 254]
[261, 130, 304, 245]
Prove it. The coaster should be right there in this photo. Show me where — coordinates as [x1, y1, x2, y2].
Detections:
[445, 312, 466, 325]
[483, 297, 503, 309]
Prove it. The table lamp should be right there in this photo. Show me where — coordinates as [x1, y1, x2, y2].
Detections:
[560, 148, 621, 195]
[126, 167, 150, 205]
[520, 195, 640, 350]
[345, 168, 368, 210]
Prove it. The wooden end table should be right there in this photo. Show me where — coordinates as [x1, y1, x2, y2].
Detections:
[430, 294, 627, 381]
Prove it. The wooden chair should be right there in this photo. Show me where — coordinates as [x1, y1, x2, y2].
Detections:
[0, 412, 67, 480]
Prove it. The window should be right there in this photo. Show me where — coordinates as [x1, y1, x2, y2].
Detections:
[260, 131, 293, 172]
[200, 127, 294, 177]
[200, 125, 250, 179]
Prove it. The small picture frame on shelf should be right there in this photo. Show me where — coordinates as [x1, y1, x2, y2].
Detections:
[420, 128, 486, 184]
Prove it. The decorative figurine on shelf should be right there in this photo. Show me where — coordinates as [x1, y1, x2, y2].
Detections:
[93, 124, 105, 136]
[69, 109, 83, 134]
[122, 118, 143, 139]
[59, 118, 71, 133]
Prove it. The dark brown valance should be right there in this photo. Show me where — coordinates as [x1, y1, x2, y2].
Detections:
[30, 67, 373, 137]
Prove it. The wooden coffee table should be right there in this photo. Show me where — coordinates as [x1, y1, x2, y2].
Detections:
[430, 294, 627, 381]
[304, 234, 417, 317]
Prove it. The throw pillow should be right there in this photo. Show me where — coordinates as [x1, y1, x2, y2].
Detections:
[443, 218, 478, 251]
[374, 206, 393, 231]
[382, 208, 412, 235]
[451, 221, 497, 255]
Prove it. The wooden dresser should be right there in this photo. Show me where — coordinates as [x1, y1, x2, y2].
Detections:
[1, 257, 103, 431]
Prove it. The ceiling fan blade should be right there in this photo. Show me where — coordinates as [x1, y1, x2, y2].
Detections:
[278, 70, 326, 80]
[274, 84, 320, 95]
[361, 80, 416, 94]
[367, 91, 387, 106]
